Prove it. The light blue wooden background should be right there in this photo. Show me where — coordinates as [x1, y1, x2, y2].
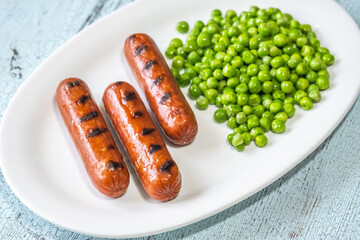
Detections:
[1, 0, 359, 239]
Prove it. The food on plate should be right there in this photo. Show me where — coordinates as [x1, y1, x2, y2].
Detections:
[103, 81, 182, 202]
[56, 78, 129, 198]
[124, 33, 198, 145]
[165, 6, 335, 151]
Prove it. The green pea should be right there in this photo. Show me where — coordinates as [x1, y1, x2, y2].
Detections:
[283, 103, 295, 118]
[295, 78, 309, 91]
[318, 69, 330, 79]
[169, 38, 183, 49]
[271, 119, 286, 133]
[255, 134, 268, 147]
[275, 112, 288, 122]
[269, 46, 282, 57]
[228, 116, 238, 129]
[253, 105, 265, 117]
[214, 109, 228, 123]
[295, 62, 309, 75]
[293, 90, 307, 104]
[308, 89, 321, 103]
[206, 77, 219, 89]
[198, 81, 208, 94]
[205, 89, 218, 104]
[191, 77, 202, 86]
[227, 133, 234, 145]
[242, 133, 252, 145]
[225, 105, 242, 117]
[247, 64, 259, 76]
[284, 97, 294, 105]
[172, 56, 185, 69]
[322, 53, 335, 66]
[222, 64, 237, 78]
[248, 78, 262, 93]
[200, 68, 213, 80]
[250, 127, 264, 140]
[196, 97, 209, 110]
[299, 97, 313, 110]
[178, 73, 191, 87]
[197, 32, 212, 48]
[270, 102, 282, 113]
[227, 77, 239, 88]
[275, 67, 290, 81]
[187, 51, 201, 64]
[273, 33, 289, 47]
[316, 76, 330, 90]
[242, 105, 253, 115]
[242, 50, 257, 64]
[215, 95, 223, 108]
[271, 56, 285, 69]
[272, 89, 285, 101]
[188, 85, 201, 99]
[237, 93, 248, 106]
[221, 91, 237, 105]
[247, 117, 260, 129]
[306, 70, 318, 83]
[248, 94, 262, 106]
[309, 58, 324, 71]
[280, 81, 294, 94]
[301, 45, 315, 57]
[231, 133, 244, 147]
[235, 112, 247, 124]
[259, 117, 271, 132]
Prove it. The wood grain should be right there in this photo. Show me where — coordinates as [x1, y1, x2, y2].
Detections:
[0, 0, 359, 239]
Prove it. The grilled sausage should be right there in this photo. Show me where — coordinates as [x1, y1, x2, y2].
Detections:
[103, 81, 181, 202]
[124, 33, 198, 145]
[56, 78, 129, 198]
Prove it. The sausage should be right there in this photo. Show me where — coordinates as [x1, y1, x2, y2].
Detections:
[102, 81, 181, 202]
[56, 78, 129, 198]
[124, 33, 198, 145]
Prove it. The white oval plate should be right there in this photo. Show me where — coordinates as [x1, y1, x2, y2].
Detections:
[1, 0, 360, 238]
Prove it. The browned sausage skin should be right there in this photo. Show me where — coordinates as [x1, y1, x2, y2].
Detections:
[124, 33, 198, 145]
[56, 78, 129, 198]
[103, 81, 181, 202]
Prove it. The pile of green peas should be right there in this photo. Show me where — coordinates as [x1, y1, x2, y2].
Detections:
[165, 6, 335, 151]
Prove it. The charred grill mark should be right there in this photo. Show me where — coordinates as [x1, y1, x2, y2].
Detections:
[134, 44, 147, 55]
[160, 160, 175, 173]
[77, 94, 91, 104]
[88, 128, 107, 138]
[132, 111, 143, 118]
[160, 92, 171, 104]
[80, 111, 98, 122]
[149, 144, 162, 154]
[154, 75, 164, 86]
[66, 80, 81, 88]
[129, 34, 136, 41]
[108, 145, 115, 150]
[141, 128, 155, 136]
[107, 160, 123, 171]
[144, 60, 157, 70]
[115, 81, 123, 85]
[123, 91, 136, 101]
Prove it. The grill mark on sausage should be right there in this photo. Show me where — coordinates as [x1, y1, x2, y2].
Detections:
[154, 75, 164, 86]
[115, 81, 123, 86]
[77, 94, 91, 104]
[144, 60, 157, 70]
[160, 92, 171, 104]
[134, 44, 147, 55]
[107, 145, 115, 150]
[129, 34, 136, 41]
[123, 91, 136, 101]
[66, 80, 81, 88]
[80, 111, 98, 122]
[159, 160, 175, 173]
[88, 128, 107, 138]
[107, 160, 123, 171]
[132, 111, 143, 118]
[149, 144, 162, 154]
[141, 128, 155, 136]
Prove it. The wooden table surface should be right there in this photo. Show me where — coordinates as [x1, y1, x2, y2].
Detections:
[0, 0, 359, 239]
